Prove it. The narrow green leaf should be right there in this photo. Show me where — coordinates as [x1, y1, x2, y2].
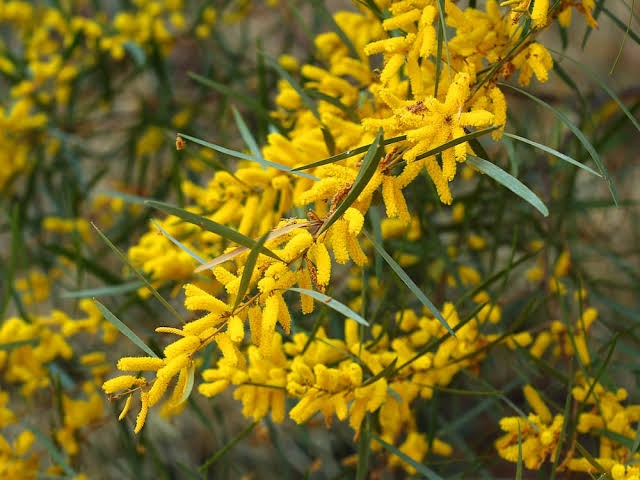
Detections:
[317, 129, 384, 235]
[548, 48, 640, 135]
[305, 89, 360, 122]
[91, 222, 184, 324]
[200, 420, 259, 471]
[575, 441, 607, 474]
[362, 229, 455, 336]
[231, 106, 267, 170]
[499, 82, 618, 205]
[177, 132, 318, 181]
[435, 0, 452, 84]
[23, 422, 77, 477]
[466, 155, 549, 216]
[188, 72, 273, 124]
[0, 205, 19, 319]
[146, 200, 283, 262]
[123, 41, 146, 68]
[93, 299, 159, 358]
[372, 433, 444, 480]
[356, 415, 371, 480]
[501, 132, 601, 176]
[288, 287, 369, 326]
[0, 338, 39, 350]
[233, 232, 270, 312]
[292, 135, 406, 171]
[311, 0, 360, 59]
[62, 281, 143, 298]
[151, 219, 206, 264]
[412, 126, 499, 162]
[627, 422, 640, 463]
[177, 364, 196, 406]
[262, 54, 320, 119]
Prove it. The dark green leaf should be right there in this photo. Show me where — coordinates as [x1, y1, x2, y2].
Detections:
[466, 155, 549, 216]
[362, 229, 454, 336]
[177, 132, 318, 181]
[288, 288, 369, 326]
[499, 82, 617, 205]
[317, 129, 384, 235]
[94, 299, 159, 358]
[146, 200, 283, 262]
[501, 132, 601, 176]
[234, 232, 270, 311]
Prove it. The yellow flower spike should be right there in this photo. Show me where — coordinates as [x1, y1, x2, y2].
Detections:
[524, 386, 553, 424]
[313, 243, 332, 286]
[331, 219, 350, 264]
[344, 208, 364, 236]
[163, 335, 201, 359]
[380, 54, 405, 85]
[102, 375, 145, 394]
[531, 0, 549, 27]
[530, 331, 552, 358]
[228, 315, 245, 342]
[118, 394, 133, 421]
[117, 357, 165, 372]
[248, 306, 263, 345]
[134, 390, 150, 434]
[346, 234, 368, 266]
[382, 9, 420, 31]
[184, 283, 231, 313]
[199, 379, 230, 398]
[297, 269, 315, 314]
[276, 294, 291, 335]
[260, 296, 280, 358]
[155, 327, 186, 336]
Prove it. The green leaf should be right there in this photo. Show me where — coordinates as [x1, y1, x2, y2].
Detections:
[500, 132, 601, 176]
[23, 422, 77, 477]
[317, 129, 384, 235]
[177, 132, 318, 181]
[466, 155, 549, 216]
[61, 281, 143, 298]
[548, 48, 640, 135]
[93, 299, 159, 358]
[371, 433, 444, 480]
[435, 0, 453, 84]
[362, 229, 455, 336]
[146, 200, 283, 262]
[356, 415, 371, 480]
[0, 205, 19, 320]
[176, 364, 196, 406]
[292, 135, 406, 171]
[231, 106, 267, 170]
[151, 219, 206, 264]
[188, 72, 274, 125]
[311, 0, 360, 59]
[288, 287, 370, 326]
[200, 420, 259, 471]
[123, 41, 146, 68]
[499, 82, 617, 205]
[0, 338, 39, 350]
[91, 222, 184, 324]
[413, 126, 499, 162]
[262, 54, 320, 119]
[305, 89, 360, 122]
[234, 232, 270, 312]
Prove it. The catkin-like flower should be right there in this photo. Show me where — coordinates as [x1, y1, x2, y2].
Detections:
[117, 357, 165, 372]
[102, 375, 144, 394]
[134, 391, 150, 434]
[523, 385, 552, 424]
